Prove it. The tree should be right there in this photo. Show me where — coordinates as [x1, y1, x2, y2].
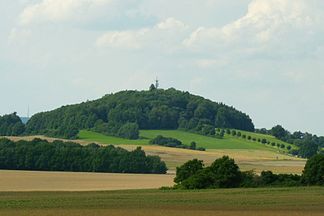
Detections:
[302, 154, 324, 185]
[271, 125, 288, 139]
[149, 84, 156, 91]
[231, 130, 237, 136]
[174, 159, 204, 183]
[117, 123, 139, 139]
[209, 156, 242, 188]
[298, 141, 318, 158]
[190, 141, 197, 150]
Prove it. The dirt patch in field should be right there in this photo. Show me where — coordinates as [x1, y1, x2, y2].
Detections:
[0, 170, 174, 192]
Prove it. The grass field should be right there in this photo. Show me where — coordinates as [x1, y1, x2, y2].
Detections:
[0, 187, 323, 216]
[79, 129, 293, 151]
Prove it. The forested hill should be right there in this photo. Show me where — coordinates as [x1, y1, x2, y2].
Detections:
[25, 88, 254, 139]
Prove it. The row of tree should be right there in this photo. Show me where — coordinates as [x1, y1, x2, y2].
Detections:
[256, 125, 324, 158]
[174, 154, 324, 189]
[226, 129, 292, 151]
[150, 135, 205, 151]
[24, 88, 255, 139]
[0, 138, 167, 174]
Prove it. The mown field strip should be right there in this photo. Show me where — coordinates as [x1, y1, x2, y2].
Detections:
[0, 170, 174, 192]
[0, 187, 323, 216]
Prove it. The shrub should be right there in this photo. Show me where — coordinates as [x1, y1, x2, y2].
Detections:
[247, 136, 251, 140]
[174, 159, 204, 184]
[261, 139, 267, 144]
[301, 154, 324, 185]
[242, 134, 246, 139]
[231, 130, 237, 136]
[117, 122, 139, 139]
[237, 132, 241, 137]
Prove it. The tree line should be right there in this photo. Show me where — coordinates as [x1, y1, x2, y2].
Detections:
[0, 138, 167, 174]
[23, 88, 254, 139]
[224, 128, 292, 151]
[173, 154, 324, 189]
[150, 135, 206, 151]
[256, 125, 324, 158]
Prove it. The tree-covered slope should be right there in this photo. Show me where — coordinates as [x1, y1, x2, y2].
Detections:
[25, 88, 254, 139]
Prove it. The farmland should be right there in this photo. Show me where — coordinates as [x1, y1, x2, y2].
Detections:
[78, 129, 305, 173]
[0, 170, 174, 191]
[3, 129, 306, 174]
[0, 187, 323, 216]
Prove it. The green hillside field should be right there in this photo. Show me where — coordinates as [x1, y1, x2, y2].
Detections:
[78, 129, 295, 151]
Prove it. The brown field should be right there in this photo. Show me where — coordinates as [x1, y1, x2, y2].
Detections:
[120, 145, 306, 174]
[4, 135, 306, 174]
[0, 170, 174, 192]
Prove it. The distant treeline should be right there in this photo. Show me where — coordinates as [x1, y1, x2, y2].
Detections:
[150, 135, 205, 151]
[0, 138, 167, 174]
[173, 155, 324, 189]
[3, 88, 254, 139]
[256, 125, 324, 158]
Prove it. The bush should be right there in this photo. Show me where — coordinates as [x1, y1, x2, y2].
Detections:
[261, 139, 267, 144]
[242, 134, 246, 139]
[231, 130, 237, 136]
[237, 132, 241, 137]
[117, 123, 139, 139]
[247, 136, 251, 140]
[174, 159, 204, 184]
[301, 154, 324, 185]
[176, 156, 242, 189]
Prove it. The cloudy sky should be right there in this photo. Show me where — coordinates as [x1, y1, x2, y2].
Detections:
[1, 0, 323, 135]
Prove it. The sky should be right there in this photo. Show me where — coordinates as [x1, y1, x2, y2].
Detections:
[0, 0, 323, 135]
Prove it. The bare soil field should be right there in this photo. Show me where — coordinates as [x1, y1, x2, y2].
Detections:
[0, 170, 174, 192]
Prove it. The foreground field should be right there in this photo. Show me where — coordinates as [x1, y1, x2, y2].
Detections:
[0, 170, 174, 191]
[0, 187, 323, 216]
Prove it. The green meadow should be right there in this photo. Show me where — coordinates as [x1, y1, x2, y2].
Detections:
[79, 129, 294, 151]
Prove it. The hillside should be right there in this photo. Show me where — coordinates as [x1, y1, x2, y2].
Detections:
[79, 129, 294, 151]
[25, 88, 254, 139]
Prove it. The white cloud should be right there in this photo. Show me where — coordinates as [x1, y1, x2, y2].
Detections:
[96, 17, 188, 49]
[19, 0, 111, 25]
[156, 17, 188, 30]
[96, 29, 146, 49]
[184, 0, 323, 57]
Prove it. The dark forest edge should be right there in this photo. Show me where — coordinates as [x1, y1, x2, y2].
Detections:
[0, 88, 255, 139]
[170, 154, 324, 190]
[0, 138, 167, 174]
